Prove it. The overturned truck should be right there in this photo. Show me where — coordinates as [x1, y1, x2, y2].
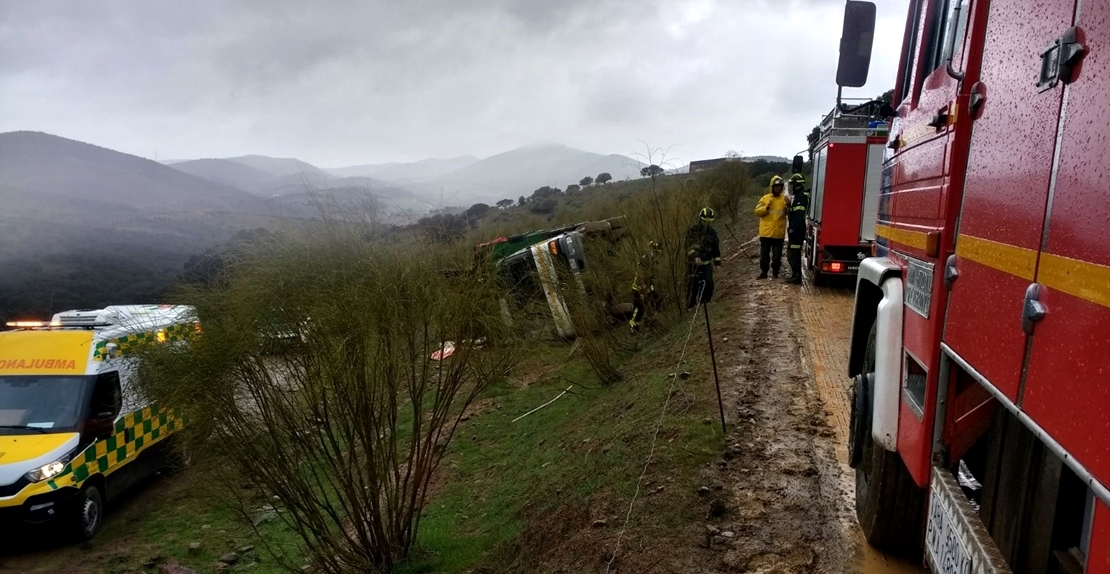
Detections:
[478, 217, 627, 338]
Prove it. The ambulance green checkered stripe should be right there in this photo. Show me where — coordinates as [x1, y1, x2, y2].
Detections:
[46, 404, 181, 491]
[92, 323, 195, 361]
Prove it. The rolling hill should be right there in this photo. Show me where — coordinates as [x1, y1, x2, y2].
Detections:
[327, 144, 645, 204]
[0, 131, 270, 214]
[324, 155, 480, 181]
[221, 154, 330, 179]
[422, 144, 644, 203]
[165, 158, 280, 192]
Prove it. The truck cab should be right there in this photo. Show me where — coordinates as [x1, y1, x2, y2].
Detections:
[838, 1, 1110, 572]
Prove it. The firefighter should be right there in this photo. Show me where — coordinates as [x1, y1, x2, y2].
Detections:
[786, 173, 809, 284]
[754, 176, 788, 279]
[685, 208, 722, 309]
[630, 240, 663, 332]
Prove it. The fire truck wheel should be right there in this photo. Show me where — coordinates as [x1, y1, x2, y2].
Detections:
[853, 323, 926, 553]
[848, 371, 871, 469]
[70, 483, 104, 541]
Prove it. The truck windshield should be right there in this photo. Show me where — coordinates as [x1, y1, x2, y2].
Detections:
[0, 376, 93, 434]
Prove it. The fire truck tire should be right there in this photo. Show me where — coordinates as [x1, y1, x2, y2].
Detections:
[853, 323, 926, 553]
[848, 370, 871, 469]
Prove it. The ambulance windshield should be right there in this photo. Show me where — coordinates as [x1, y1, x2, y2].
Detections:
[0, 376, 94, 434]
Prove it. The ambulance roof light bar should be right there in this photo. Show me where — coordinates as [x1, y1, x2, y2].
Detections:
[4, 320, 62, 328]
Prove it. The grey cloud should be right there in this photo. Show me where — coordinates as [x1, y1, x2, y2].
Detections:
[0, 0, 909, 166]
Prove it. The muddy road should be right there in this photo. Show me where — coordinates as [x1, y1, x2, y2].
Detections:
[697, 263, 924, 573]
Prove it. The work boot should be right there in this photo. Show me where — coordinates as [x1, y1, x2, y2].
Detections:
[787, 276, 802, 285]
[757, 272, 768, 279]
[772, 270, 779, 279]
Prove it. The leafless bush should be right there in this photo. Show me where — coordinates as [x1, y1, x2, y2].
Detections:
[137, 225, 516, 573]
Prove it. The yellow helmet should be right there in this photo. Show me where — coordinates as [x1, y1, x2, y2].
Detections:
[699, 207, 716, 222]
[789, 173, 806, 184]
[770, 175, 785, 189]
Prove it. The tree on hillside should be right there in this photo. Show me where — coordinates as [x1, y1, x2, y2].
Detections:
[466, 203, 490, 218]
[565, 184, 581, 194]
[640, 164, 664, 178]
[496, 199, 514, 209]
[530, 186, 562, 200]
[596, 172, 612, 185]
[579, 176, 593, 187]
[518, 195, 527, 206]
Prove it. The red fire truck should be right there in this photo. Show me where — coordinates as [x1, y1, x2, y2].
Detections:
[806, 103, 887, 283]
[838, 1, 1110, 572]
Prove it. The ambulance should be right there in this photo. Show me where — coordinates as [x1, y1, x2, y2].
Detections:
[0, 305, 193, 540]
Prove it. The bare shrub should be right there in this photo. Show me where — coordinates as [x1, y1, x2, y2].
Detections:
[137, 224, 516, 573]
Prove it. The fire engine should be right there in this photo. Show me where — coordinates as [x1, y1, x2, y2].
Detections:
[838, 1, 1110, 573]
[806, 101, 888, 283]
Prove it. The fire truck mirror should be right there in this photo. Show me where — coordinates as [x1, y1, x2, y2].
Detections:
[792, 155, 804, 173]
[836, 1, 876, 88]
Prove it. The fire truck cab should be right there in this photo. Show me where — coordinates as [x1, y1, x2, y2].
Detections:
[839, 0, 1110, 572]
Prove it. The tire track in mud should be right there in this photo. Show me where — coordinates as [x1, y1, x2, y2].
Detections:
[701, 275, 852, 573]
[797, 282, 925, 574]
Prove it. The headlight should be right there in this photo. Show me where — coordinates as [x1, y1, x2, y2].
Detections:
[24, 451, 76, 483]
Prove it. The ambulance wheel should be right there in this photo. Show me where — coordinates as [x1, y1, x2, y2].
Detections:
[853, 323, 926, 553]
[71, 483, 104, 541]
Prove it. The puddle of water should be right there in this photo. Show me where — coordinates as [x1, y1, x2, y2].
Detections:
[857, 544, 926, 573]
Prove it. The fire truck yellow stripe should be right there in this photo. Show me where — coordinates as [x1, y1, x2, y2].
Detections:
[875, 223, 929, 250]
[1038, 253, 1110, 310]
[955, 234, 1037, 282]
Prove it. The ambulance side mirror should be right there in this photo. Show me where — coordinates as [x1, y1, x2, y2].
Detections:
[836, 1, 877, 88]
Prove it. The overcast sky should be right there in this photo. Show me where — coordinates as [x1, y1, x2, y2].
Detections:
[1, 0, 908, 167]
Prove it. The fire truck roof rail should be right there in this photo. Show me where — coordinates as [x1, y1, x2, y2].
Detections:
[819, 99, 887, 139]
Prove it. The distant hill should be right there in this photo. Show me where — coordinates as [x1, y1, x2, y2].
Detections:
[222, 155, 330, 179]
[423, 144, 644, 203]
[325, 145, 644, 204]
[745, 155, 791, 163]
[326, 156, 479, 181]
[167, 158, 279, 192]
[0, 131, 268, 214]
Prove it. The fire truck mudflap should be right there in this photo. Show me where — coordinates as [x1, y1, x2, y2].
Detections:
[925, 469, 1011, 574]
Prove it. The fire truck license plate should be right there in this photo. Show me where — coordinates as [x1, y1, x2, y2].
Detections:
[926, 489, 972, 574]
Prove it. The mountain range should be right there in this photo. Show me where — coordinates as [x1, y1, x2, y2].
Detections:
[316, 145, 645, 204]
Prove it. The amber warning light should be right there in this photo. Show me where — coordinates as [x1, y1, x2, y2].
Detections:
[5, 320, 61, 328]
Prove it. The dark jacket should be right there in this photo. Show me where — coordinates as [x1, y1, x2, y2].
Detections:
[685, 223, 721, 265]
[788, 189, 809, 234]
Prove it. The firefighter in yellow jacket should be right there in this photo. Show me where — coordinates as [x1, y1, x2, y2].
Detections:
[753, 176, 789, 279]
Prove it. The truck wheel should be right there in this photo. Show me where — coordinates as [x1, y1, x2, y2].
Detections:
[853, 323, 926, 553]
[848, 371, 871, 468]
[71, 484, 104, 541]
